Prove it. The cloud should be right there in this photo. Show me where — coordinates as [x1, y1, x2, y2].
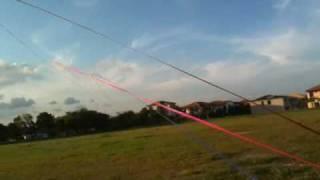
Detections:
[2, 3, 320, 124]
[232, 29, 313, 65]
[49, 101, 57, 105]
[93, 59, 158, 88]
[0, 97, 35, 109]
[0, 60, 41, 87]
[64, 97, 81, 105]
[10, 98, 35, 108]
[129, 26, 205, 53]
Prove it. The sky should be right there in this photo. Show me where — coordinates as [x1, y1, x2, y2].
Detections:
[0, 0, 320, 124]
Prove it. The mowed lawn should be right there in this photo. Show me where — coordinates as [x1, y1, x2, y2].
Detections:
[1, 110, 320, 180]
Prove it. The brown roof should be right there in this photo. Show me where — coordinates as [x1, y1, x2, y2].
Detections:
[254, 94, 305, 101]
[209, 101, 226, 106]
[306, 84, 320, 92]
[254, 95, 286, 101]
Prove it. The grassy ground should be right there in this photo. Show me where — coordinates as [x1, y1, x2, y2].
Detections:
[1, 110, 320, 180]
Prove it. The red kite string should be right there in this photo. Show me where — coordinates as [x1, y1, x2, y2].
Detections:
[53, 61, 320, 171]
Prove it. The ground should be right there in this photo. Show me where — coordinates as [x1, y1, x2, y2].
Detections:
[1, 110, 320, 179]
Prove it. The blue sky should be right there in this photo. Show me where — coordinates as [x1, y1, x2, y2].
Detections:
[0, 0, 295, 65]
[0, 0, 320, 123]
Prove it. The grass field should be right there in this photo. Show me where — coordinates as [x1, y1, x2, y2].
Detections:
[1, 110, 320, 180]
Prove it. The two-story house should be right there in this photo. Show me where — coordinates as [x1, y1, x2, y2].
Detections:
[306, 85, 320, 109]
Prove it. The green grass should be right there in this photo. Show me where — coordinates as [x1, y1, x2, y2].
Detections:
[1, 110, 320, 179]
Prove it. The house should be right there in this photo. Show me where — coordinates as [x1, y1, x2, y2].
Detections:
[22, 134, 33, 141]
[306, 84, 320, 109]
[148, 101, 180, 117]
[209, 101, 231, 116]
[229, 101, 252, 115]
[249, 95, 306, 114]
[209, 101, 251, 116]
[35, 132, 49, 139]
[182, 100, 251, 118]
[182, 102, 211, 118]
[209, 101, 226, 112]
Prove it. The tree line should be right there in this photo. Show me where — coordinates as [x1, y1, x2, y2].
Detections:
[0, 108, 185, 143]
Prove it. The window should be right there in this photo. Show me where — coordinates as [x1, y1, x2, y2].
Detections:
[309, 92, 314, 98]
[267, 100, 271, 105]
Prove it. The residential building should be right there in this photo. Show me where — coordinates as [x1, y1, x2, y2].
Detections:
[182, 100, 251, 118]
[249, 95, 306, 114]
[306, 85, 320, 109]
[148, 101, 180, 117]
[182, 102, 211, 118]
[209, 101, 251, 116]
[209, 101, 230, 116]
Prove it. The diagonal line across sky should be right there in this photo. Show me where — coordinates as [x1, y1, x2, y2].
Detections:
[0, 22, 257, 179]
[15, 0, 320, 137]
[56, 61, 320, 171]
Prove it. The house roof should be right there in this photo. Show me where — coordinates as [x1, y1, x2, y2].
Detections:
[156, 101, 176, 105]
[254, 95, 287, 101]
[182, 102, 209, 109]
[306, 84, 320, 92]
[148, 100, 177, 107]
[288, 93, 306, 99]
[254, 94, 305, 101]
[209, 101, 227, 106]
[239, 99, 251, 104]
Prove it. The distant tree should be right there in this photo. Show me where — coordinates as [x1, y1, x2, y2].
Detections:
[36, 112, 55, 136]
[75, 108, 110, 132]
[137, 108, 168, 126]
[13, 114, 35, 135]
[54, 116, 66, 135]
[111, 111, 139, 130]
[0, 123, 8, 142]
[55, 108, 110, 135]
[7, 122, 21, 140]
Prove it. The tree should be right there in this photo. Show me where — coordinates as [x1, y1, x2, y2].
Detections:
[137, 108, 168, 126]
[13, 114, 35, 135]
[7, 123, 21, 140]
[36, 112, 55, 136]
[0, 123, 8, 142]
[111, 111, 138, 130]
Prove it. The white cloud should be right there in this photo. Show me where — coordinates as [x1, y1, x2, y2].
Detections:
[204, 61, 260, 83]
[1, 49, 320, 124]
[92, 58, 178, 89]
[129, 26, 202, 53]
[0, 59, 41, 87]
[2, 4, 320, 124]
[232, 29, 312, 65]
[94, 60, 151, 88]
